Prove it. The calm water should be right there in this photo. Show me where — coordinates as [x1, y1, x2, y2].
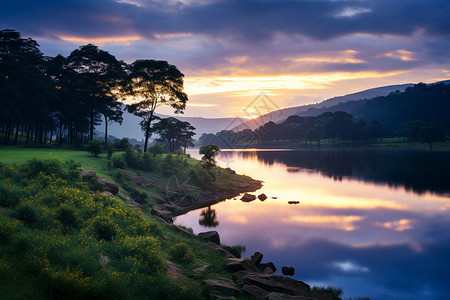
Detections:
[176, 148, 450, 300]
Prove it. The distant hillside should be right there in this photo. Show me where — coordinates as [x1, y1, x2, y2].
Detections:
[233, 81, 450, 131]
[102, 107, 244, 140]
[296, 82, 450, 134]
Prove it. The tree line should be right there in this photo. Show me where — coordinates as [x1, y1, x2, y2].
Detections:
[0, 29, 188, 152]
[199, 111, 447, 149]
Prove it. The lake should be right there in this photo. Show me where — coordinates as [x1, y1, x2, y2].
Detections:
[175, 148, 450, 300]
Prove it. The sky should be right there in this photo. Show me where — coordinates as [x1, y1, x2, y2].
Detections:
[2, 0, 450, 118]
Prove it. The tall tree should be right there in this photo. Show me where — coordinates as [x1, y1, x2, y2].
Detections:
[65, 44, 125, 141]
[126, 60, 188, 152]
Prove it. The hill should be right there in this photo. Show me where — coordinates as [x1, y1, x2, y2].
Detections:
[233, 80, 450, 132]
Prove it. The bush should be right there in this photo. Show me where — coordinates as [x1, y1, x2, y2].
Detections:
[142, 153, 157, 171]
[124, 149, 142, 169]
[11, 205, 38, 227]
[114, 138, 131, 151]
[86, 140, 103, 157]
[168, 243, 195, 264]
[56, 206, 78, 231]
[92, 217, 118, 241]
[130, 188, 148, 204]
[112, 155, 127, 169]
[148, 144, 163, 155]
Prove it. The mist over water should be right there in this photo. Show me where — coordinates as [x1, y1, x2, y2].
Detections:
[176, 148, 450, 300]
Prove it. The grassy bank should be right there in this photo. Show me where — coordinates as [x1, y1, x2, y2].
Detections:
[0, 146, 260, 299]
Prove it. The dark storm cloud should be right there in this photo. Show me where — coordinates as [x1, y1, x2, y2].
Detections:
[1, 0, 450, 42]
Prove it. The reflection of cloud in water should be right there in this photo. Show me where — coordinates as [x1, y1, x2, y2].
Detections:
[281, 215, 363, 231]
[332, 261, 370, 273]
[374, 219, 415, 232]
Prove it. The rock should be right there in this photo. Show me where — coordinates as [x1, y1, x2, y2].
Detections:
[251, 252, 264, 265]
[198, 231, 221, 245]
[258, 194, 268, 201]
[241, 193, 256, 202]
[151, 208, 173, 223]
[239, 273, 310, 296]
[282, 266, 295, 276]
[242, 284, 270, 299]
[266, 292, 317, 300]
[161, 203, 179, 212]
[102, 191, 114, 197]
[223, 246, 241, 258]
[225, 257, 261, 273]
[194, 265, 211, 273]
[288, 201, 300, 205]
[211, 295, 236, 300]
[311, 292, 333, 300]
[97, 177, 119, 195]
[199, 242, 236, 258]
[81, 171, 97, 179]
[123, 170, 143, 185]
[263, 267, 274, 274]
[152, 195, 166, 204]
[202, 279, 240, 296]
[259, 262, 277, 273]
[170, 225, 195, 236]
[272, 197, 278, 199]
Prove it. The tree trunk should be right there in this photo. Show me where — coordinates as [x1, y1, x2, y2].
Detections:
[90, 109, 94, 141]
[14, 120, 19, 144]
[104, 115, 108, 145]
[143, 110, 155, 152]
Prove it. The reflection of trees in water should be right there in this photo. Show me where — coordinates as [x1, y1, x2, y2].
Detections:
[237, 149, 450, 196]
[199, 206, 219, 227]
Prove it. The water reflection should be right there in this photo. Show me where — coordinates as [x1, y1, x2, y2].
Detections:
[199, 206, 219, 227]
[177, 148, 450, 299]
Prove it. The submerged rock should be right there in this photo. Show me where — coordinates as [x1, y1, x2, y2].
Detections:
[241, 193, 257, 202]
[258, 193, 268, 201]
[288, 201, 300, 205]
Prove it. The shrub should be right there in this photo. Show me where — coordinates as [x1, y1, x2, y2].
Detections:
[11, 205, 38, 227]
[112, 155, 127, 169]
[92, 217, 118, 241]
[86, 140, 103, 157]
[56, 207, 78, 231]
[114, 138, 131, 151]
[130, 188, 148, 204]
[106, 142, 114, 159]
[142, 153, 157, 171]
[312, 286, 343, 300]
[124, 149, 142, 169]
[168, 243, 195, 264]
[148, 144, 163, 155]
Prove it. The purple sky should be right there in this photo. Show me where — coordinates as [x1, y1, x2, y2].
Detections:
[2, 0, 450, 118]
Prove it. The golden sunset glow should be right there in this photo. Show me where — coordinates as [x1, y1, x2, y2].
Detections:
[59, 35, 142, 44]
[381, 49, 417, 62]
[281, 215, 364, 231]
[184, 71, 404, 96]
[375, 219, 415, 232]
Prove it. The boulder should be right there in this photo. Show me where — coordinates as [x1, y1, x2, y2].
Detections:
[241, 193, 256, 202]
[251, 252, 264, 265]
[151, 208, 173, 223]
[282, 266, 295, 276]
[263, 267, 274, 274]
[123, 170, 143, 185]
[223, 246, 242, 258]
[198, 231, 221, 245]
[239, 273, 310, 296]
[97, 177, 119, 195]
[81, 171, 97, 179]
[202, 279, 240, 296]
[288, 201, 300, 205]
[242, 284, 270, 299]
[266, 292, 317, 300]
[259, 262, 277, 273]
[199, 242, 236, 258]
[225, 258, 261, 273]
[102, 191, 114, 197]
[258, 194, 268, 201]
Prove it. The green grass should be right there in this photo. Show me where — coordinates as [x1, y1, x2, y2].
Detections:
[0, 146, 259, 299]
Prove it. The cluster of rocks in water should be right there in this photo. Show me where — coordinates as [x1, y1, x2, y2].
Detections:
[194, 231, 333, 300]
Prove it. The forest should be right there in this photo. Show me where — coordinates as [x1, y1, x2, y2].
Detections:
[0, 29, 188, 152]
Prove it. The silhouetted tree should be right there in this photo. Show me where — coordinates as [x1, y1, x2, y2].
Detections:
[152, 117, 195, 153]
[126, 60, 188, 152]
